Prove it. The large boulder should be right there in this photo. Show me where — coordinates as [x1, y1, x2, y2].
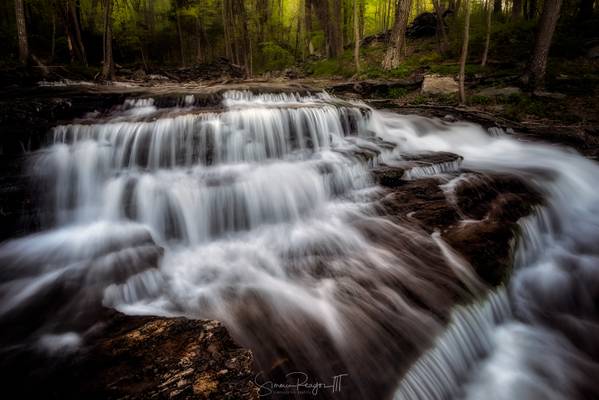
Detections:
[421, 74, 458, 95]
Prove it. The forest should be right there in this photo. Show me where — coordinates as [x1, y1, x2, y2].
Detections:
[2, 0, 597, 95]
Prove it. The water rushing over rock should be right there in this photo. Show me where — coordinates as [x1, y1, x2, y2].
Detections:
[1, 90, 598, 399]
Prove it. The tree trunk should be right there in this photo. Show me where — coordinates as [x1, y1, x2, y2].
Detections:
[15, 0, 29, 64]
[482, 0, 492, 66]
[196, 15, 203, 63]
[526, 0, 537, 19]
[51, 11, 56, 61]
[512, 0, 523, 18]
[522, 0, 563, 90]
[432, 0, 449, 55]
[493, 0, 502, 17]
[330, 0, 344, 57]
[223, 0, 250, 76]
[382, 0, 412, 69]
[68, 0, 87, 65]
[353, 0, 360, 73]
[101, 0, 115, 80]
[459, 0, 471, 104]
[90, 0, 99, 31]
[359, 0, 365, 38]
[304, 0, 314, 55]
[175, 1, 185, 66]
[578, 0, 594, 20]
[237, 0, 251, 76]
[222, 0, 232, 60]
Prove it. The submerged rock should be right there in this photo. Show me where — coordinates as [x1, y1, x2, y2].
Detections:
[372, 152, 463, 185]
[373, 169, 542, 287]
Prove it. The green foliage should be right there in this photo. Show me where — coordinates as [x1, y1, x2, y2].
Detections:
[259, 42, 295, 72]
[0, 0, 596, 90]
[412, 94, 429, 105]
[468, 95, 491, 105]
[502, 93, 554, 120]
[388, 87, 408, 98]
[429, 63, 484, 77]
[307, 58, 351, 77]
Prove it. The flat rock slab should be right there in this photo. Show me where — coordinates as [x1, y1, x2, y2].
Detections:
[421, 75, 458, 95]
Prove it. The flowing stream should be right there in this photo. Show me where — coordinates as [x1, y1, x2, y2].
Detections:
[0, 91, 598, 399]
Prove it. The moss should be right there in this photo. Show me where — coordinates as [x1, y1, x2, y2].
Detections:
[388, 64, 417, 78]
[469, 95, 492, 105]
[411, 94, 429, 105]
[388, 87, 409, 98]
[429, 63, 484, 77]
[498, 93, 565, 121]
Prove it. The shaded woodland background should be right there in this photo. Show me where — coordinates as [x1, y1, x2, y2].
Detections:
[1, 0, 598, 99]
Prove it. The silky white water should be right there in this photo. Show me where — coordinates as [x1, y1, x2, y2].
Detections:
[0, 91, 598, 399]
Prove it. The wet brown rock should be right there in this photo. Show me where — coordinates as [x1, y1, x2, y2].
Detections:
[374, 170, 542, 286]
[80, 312, 257, 399]
[444, 174, 542, 286]
[372, 166, 407, 187]
[2, 310, 257, 400]
[372, 152, 462, 188]
[377, 177, 461, 230]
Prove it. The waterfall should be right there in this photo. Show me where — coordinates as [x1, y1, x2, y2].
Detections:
[372, 112, 599, 399]
[1, 91, 599, 399]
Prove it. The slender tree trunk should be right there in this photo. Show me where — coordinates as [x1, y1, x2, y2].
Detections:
[304, 0, 314, 55]
[90, 0, 99, 31]
[459, 0, 471, 104]
[175, 1, 185, 66]
[512, 0, 523, 18]
[353, 0, 360, 73]
[196, 16, 203, 63]
[527, 0, 537, 19]
[51, 11, 56, 61]
[493, 0, 502, 17]
[522, 0, 563, 90]
[222, 0, 232, 60]
[578, 0, 594, 20]
[330, 0, 344, 57]
[237, 0, 251, 76]
[314, 0, 342, 57]
[68, 0, 87, 65]
[482, 0, 492, 66]
[384, 0, 392, 33]
[433, 0, 449, 54]
[101, 0, 114, 80]
[382, 0, 412, 69]
[15, 0, 29, 64]
[359, 0, 365, 38]
[222, 0, 250, 75]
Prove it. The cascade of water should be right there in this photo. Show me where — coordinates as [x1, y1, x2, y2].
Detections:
[371, 112, 599, 399]
[1, 91, 598, 399]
